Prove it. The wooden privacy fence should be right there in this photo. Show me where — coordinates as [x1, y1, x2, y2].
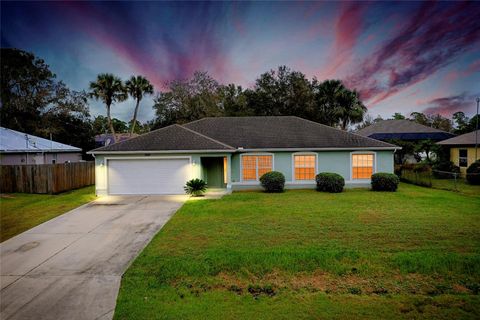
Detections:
[1, 162, 95, 194]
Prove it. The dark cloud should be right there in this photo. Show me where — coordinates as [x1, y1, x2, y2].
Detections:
[346, 1, 480, 104]
[423, 92, 479, 116]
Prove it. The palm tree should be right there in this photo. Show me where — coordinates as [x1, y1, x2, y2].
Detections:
[312, 79, 345, 126]
[89, 74, 127, 143]
[125, 76, 154, 135]
[336, 89, 367, 130]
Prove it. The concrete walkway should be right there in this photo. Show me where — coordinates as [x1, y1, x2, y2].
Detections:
[0, 195, 187, 320]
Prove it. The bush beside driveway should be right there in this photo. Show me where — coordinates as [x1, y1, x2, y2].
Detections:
[115, 183, 480, 319]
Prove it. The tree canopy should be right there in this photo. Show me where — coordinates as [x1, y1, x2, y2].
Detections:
[0, 48, 95, 156]
[152, 66, 367, 130]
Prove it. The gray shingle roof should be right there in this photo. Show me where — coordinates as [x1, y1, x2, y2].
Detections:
[356, 119, 449, 135]
[89, 116, 397, 153]
[183, 116, 395, 149]
[0, 127, 81, 153]
[437, 130, 480, 146]
[356, 120, 455, 141]
[90, 124, 235, 152]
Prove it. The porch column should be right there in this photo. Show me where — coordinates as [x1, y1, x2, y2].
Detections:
[226, 154, 232, 189]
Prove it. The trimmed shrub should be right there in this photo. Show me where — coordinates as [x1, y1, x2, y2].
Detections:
[259, 171, 285, 193]
[371, 172, 399, 192]
[466, 160, 480, 185]
[184, 178, 207, 196]
[315, 172, 345, 193]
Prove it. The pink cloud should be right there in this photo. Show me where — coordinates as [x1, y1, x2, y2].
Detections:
[345, 1, 480, 106]
[322, 2, 368, 78]
[422, 92, 478, 116]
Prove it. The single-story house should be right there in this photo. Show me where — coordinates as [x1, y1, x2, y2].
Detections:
[88, 116, 399, 195]
[437, 129, 479, 176]
[94, 133, 139, 148]
[356, 119, 455, 163]
[0, 127, 82, 165]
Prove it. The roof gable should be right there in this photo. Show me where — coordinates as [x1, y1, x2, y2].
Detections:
[90, 124, 235, 152]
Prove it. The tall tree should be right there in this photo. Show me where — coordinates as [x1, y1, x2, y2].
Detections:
[391, 113, 406, 120]
[125, 75, 154, 135]
[428, 114, 452, 132]
[410, 112, 429, 125]
[219, 84, 250, 116]
[311, 79, 365, 129]
[89, 74, 127, 143]
[153, 71, 223, 127]
[1, 48, 59, 132]
[92, 115, 129, 135]
[0, 48, 94, 157]
[452, 111, 470, 134]
[335, 89, 367, 130]
[246, 66, 314, 117]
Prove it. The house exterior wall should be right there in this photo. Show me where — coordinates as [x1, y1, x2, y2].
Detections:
[450, 147, 478, 176]
[231, 150, 394, 189]
[0, 152, 81, 165]
[93, 150, 394, 195]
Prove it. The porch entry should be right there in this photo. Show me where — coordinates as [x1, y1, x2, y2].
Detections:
[201, 157, 227, 188]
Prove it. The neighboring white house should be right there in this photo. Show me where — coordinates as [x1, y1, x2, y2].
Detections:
[0, 127, 82, 165]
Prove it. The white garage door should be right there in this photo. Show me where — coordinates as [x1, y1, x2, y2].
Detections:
[107, 158, 190, 195]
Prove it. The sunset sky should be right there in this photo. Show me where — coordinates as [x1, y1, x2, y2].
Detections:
[2, 1, 479, 123]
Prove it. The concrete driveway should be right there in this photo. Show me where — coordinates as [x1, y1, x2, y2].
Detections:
[0, 195, 187, 320]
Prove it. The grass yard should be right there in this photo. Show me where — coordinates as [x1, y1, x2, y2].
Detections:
[430, 178, 480, 197]
[115, 183, 480, 319]
[0, 186, 96, 242]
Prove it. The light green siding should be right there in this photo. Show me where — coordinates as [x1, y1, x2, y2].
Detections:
[94, 149, 395, 194]
[231, 150, 395, 186]
[376, 151, 394, 173]
[231, 153, 241, 182]
[318, 152, 350, 178]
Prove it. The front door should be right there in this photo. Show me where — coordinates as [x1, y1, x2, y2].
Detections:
[202, 157, 225, 188]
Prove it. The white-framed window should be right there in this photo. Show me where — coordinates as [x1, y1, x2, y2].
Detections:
[241, 154, 273, 181]
[352, 153, 375, 179]
[459, 149, 468, 167]
[293, 153, 316, 180]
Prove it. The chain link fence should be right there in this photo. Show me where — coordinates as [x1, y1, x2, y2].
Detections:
[398, 165, 480, 196]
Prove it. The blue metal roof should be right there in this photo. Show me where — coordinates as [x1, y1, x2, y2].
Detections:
[369, 132, 455, 141]
[0, 127, 81, 153]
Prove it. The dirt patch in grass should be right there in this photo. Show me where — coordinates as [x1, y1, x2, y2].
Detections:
[171, 270, 476, 297]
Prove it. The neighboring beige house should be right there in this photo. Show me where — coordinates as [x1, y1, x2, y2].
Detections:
[0, 127, 82, 165]
[437, 129, 480, 176]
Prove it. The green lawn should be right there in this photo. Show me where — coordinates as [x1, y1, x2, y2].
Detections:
[115, 183, 480, 320]
[430, 178, 480, 197]
[0, 186, 96, 242]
